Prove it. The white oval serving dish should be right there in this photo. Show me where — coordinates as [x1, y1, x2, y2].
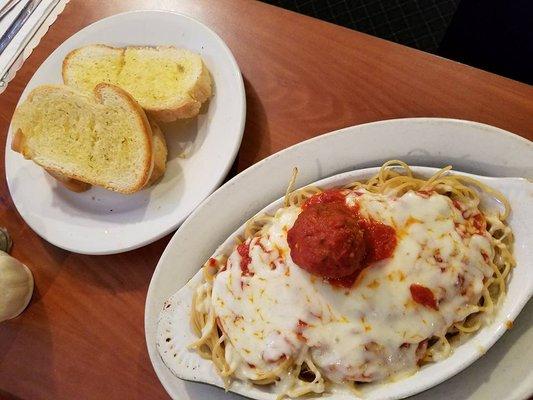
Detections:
[154, 166, 532, 400]
[145, 118, 533, 400]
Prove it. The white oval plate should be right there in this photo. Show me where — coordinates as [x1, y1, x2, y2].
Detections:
[5, 10, 245, 255]
[155, 166, 532, 400]
[146, 118, 533, 400]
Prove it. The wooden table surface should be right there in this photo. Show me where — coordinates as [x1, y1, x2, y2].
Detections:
[0, 0, 532, 399]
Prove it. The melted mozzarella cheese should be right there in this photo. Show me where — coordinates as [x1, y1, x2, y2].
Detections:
[211, 190, 493, 383]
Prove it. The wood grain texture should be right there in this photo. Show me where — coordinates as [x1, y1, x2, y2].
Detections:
[0, 0, 531, 399]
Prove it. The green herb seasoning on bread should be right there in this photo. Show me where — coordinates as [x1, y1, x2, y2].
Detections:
[12, 84, 163, 194]
[62, 45, 212, 122]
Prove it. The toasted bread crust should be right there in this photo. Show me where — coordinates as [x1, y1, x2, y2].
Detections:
[94, 83, 154, 192]
[62, 44, 212, 122]
[62, 44, 122, 84]
[11, 129, 25, 153]
[146, 120, 168, 186]
[45, 169, 92, 192]
[145, 101, 200, 122]
[144, 60, 212, 122]
[13, 84, 154, 195]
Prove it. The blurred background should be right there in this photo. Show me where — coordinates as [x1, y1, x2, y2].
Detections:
[263, 0, 533, 84]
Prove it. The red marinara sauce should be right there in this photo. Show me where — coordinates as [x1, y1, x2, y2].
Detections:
[237, 242, 253, 276]
[472, 213, 486, 232]
[302, 189, 347, 209]
[287, 190, 397, 287]
[410, 284, 438, 310]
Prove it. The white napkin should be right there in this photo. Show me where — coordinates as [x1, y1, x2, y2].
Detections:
[0, 0, 68, 93]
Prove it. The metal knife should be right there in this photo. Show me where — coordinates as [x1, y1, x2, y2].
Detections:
[0, 0, 43, 55]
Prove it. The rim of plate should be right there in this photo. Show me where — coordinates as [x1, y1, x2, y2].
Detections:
[145, 117, 533, 400]
[5, 10, 246, 255]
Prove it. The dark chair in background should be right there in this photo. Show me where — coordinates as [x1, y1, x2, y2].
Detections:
[263, 0, 533, 84]
[440, 0, 532, 84]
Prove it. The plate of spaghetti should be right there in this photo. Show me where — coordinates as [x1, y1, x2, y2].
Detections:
[145, 119, 533, 400]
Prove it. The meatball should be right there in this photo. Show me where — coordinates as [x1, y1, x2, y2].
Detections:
[287, 202, 366, 279]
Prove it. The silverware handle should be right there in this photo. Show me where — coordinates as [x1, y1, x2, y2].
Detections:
[0, 0, 25, 21]
[0, 0, 60, 90]
[0, 0, 39, 55]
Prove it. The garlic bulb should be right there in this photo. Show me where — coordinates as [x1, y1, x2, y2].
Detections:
[0, 251, 34, 322]
[0, 227, 12, 253]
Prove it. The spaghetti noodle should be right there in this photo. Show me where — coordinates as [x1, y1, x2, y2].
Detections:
[188, 160, 514, 398]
